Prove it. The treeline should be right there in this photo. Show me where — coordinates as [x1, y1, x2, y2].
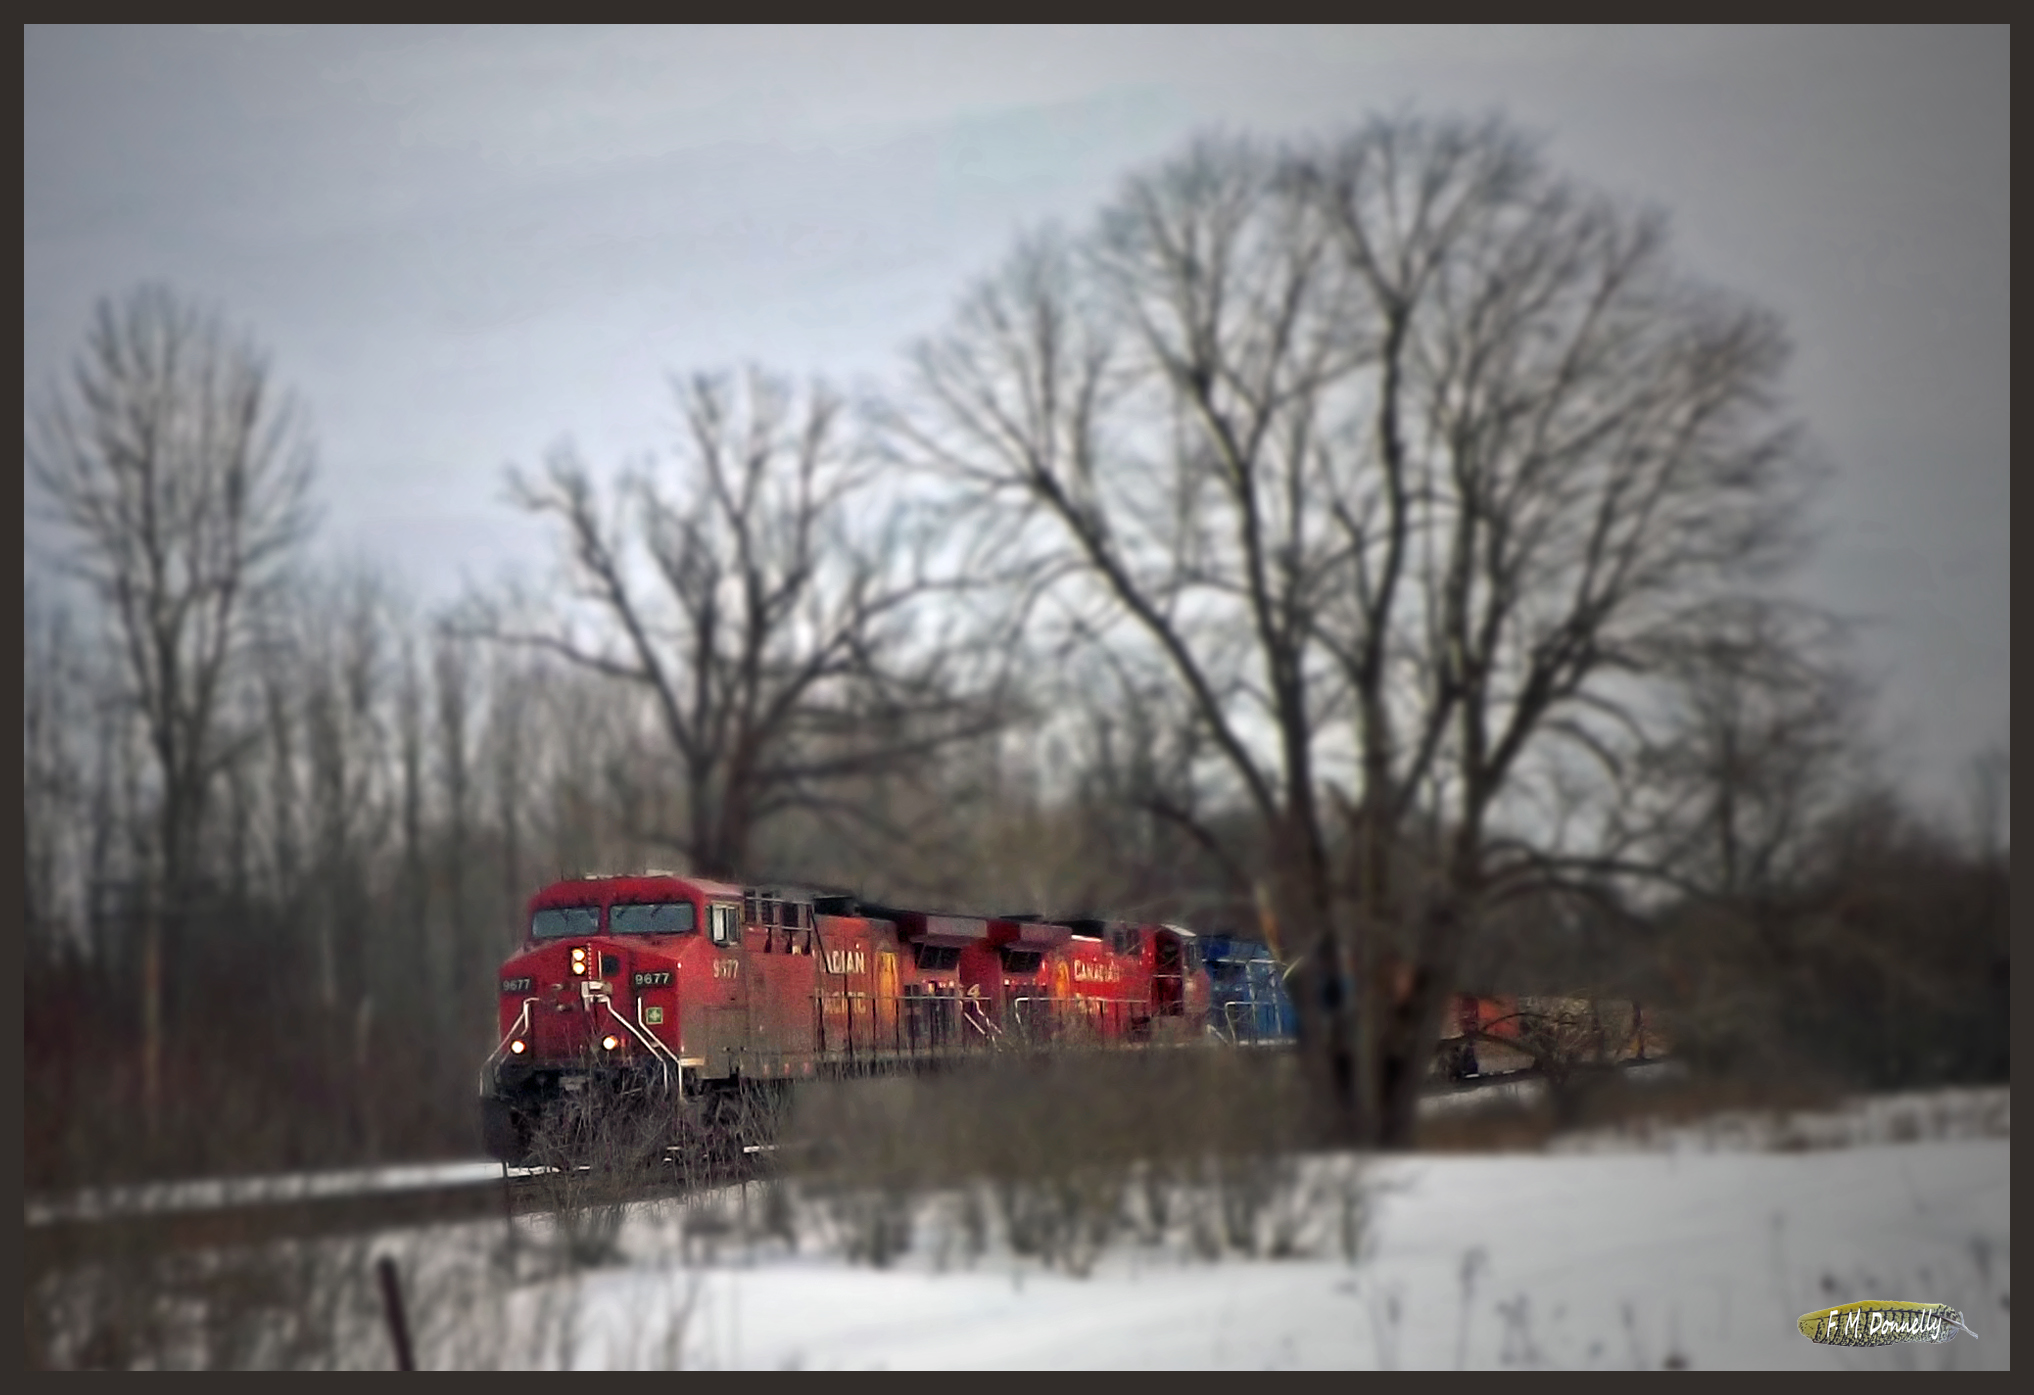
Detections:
[22, 563, 1230, 1186]
[24, 115, 2006, 1187]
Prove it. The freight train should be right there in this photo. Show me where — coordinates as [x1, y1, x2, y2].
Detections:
[478, 871, 1660, 1165]
[478, 872, 1219, 1165]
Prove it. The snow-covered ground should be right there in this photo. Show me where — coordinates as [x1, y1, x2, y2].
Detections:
[508, 1149, 2006, 1370]
[32, 1083, 2009, 1369]
[409, 1084, 2008, 1371]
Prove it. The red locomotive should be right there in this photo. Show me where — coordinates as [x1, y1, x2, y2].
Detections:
[478, 873, 1213, 1165]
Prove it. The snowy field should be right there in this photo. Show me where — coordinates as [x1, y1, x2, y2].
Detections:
[31, 1084, 2009, 1369]
[498, 1151, 2007, 1369]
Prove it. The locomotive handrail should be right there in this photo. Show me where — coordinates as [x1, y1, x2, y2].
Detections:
[633, 995, 689, 1084]
[479, 997, 537, 1093]
[1218, 996, 1285, 1045]
[808, 915, 844, 979]
[603, 994, 681, 1092]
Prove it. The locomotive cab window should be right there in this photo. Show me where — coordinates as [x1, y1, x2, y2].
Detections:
[707, 903, 740, 946]
[914, 943, 960, 971]
[610, 901, 696, 936]
[531, 906, 600, 941]
[1000, 948, 1044, 975]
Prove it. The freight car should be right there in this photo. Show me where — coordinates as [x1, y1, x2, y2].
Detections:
[1438, 993, 1666, 1079]
[478, 873, 1214, 1166]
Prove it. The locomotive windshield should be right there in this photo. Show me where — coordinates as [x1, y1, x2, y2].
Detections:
[610, 901, 696, 935]
[531, 906, 600, 940]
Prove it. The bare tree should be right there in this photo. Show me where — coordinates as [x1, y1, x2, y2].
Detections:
[27, 285, 318, 1136]
[25, 585, 83, 958]
[466, 367, 1004, 880]
[1313, 118, 1816, 1142]
[892, 136, 1375, 1124]
[432, 628, 479, 959]
[895, 118, 1824, 1145]
[257, 565, 397, 1014]
[1601, 604, 1872, 901]
[1963, 742, 2009, 869]
[394, 631, 432, 1000]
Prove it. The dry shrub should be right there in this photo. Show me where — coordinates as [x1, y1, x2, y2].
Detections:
[28, 1234, 390, 1370]
[773, 1046, 1366, 1274]
[518, 1088, 674, 1273]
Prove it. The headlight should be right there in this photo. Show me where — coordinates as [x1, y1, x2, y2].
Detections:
[601, 1034, 621, 1051]
[509, 1039, 526, 1055]
[571, 947, 588, 976]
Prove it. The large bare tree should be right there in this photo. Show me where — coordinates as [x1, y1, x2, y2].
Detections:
[469, 367, 1005, 880]
[1598, 603, 1871, 902]
[894, 118, 1822, 1145]
[27, 285, 317, 1136]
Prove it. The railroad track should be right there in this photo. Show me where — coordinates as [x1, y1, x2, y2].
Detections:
[24, 1164, 719, 1279]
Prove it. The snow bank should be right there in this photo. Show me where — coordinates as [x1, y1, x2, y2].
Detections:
[25, 1159, 542, 1225]
[1548, 1082, 2010, 1156]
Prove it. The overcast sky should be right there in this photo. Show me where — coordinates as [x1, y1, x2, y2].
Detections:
[23, 25, 2009, 822]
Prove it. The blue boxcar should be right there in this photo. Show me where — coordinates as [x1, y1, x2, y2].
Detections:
[1200, 934, 1298, 1043]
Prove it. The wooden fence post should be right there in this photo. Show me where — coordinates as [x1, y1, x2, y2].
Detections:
[376, 1255, 416, 1371]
